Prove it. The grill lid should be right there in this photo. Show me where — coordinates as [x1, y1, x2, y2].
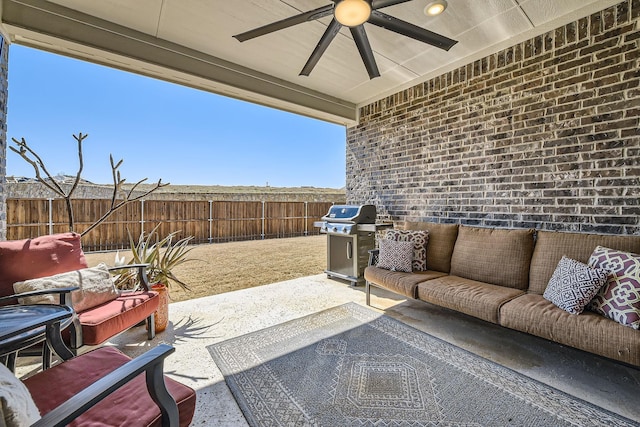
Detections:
[321, 204, 376, 224]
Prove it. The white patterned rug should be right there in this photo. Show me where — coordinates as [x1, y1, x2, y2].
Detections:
[208, 303, 638, 427]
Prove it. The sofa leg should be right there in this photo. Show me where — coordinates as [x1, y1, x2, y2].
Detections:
[1, 353, 17, 373]
[147, 313, 156, 340]
[42, 344, 52, 370]
[365, 281, 371, 306]
[69, 315, 83, 351]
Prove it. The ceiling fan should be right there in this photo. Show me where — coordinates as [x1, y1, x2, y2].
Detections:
[233, 0, 458, 80]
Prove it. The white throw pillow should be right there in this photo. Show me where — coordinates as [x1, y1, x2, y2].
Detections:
[0, 363, 41, 427]
[13, 263, 119, 312]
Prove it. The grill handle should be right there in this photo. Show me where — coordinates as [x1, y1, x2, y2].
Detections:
[347, 241, 353, 259]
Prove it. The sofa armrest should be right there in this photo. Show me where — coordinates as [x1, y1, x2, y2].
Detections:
[109, 264, 151, 291]
[0, 287, 79, 306]
[368, 249, 379, 267]
[32, 344, 179, 427]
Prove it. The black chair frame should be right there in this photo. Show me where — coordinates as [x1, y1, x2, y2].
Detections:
[32, 344, 180, 427]
[0, 264, 155, 371]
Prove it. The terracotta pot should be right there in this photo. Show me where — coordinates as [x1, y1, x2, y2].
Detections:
[151, 283, 169, 332]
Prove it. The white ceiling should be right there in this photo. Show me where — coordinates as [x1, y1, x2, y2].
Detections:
[0, 0, 620, 124]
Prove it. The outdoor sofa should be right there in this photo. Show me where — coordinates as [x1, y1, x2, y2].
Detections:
[0, 232, 159, 364]
[365, 222, 640, 367]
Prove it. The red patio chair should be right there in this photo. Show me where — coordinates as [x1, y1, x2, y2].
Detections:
[2, 344, 196, 426]
[0, 232, 159, 364]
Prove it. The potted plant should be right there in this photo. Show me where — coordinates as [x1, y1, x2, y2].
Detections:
[117, 225, 195, 332]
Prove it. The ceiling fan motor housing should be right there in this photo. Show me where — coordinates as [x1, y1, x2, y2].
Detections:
[334, 0, 373, 27]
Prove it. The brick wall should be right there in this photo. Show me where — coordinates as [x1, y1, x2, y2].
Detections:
[0, 37, 7, 240]
[347, 0, 640, 235]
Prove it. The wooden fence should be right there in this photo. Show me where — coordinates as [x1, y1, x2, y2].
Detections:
[6, 199, 336, 251]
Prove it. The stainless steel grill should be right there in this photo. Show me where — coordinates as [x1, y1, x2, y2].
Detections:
[314, 204, 384, 286]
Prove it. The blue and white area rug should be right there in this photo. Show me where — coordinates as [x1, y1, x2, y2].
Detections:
[208, 302, 638, 426]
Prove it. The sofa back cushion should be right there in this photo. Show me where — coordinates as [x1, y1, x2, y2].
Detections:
[528, 230, 640, 295]
[450, 225, 535, 290]
[0, 233, 88, 303]
[396, 221, 458, 273]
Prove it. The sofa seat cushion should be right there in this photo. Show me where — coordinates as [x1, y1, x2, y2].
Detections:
[500, 293, 640, 366]
[450, 226, 535, 290]
[23, 346, 196, 427]
[77, 291, 159, 346]
[364, 266, 446, 298]
[528, 230, 640, 295]
[416, 276, 525, 324]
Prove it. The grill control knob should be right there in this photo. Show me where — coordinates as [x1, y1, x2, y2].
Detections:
[331, 226, 337, 232]
[342, 227, 349, 233]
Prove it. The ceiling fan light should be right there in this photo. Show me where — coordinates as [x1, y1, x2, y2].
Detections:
[335, 0, 371, 27]
[424, 0, 447, 16]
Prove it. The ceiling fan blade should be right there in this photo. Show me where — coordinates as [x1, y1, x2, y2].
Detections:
[350, 26, 380, 79]
[371, 0, 413, 10]
[369, 10, 457, 51]
[234, 4, 334, 42]
[300, 18, 342, 76]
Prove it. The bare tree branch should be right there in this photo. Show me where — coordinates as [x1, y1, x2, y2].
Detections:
[109, 154, 124, 211]
[10, 133, 169, 238]
[80, 178, 168, 237]
[68, 133, 88, 196]
[126, 179, 170, 203]
[79, 157, 169, 237]
[10, 135, 85, 230]
[10, 138, 66, 196]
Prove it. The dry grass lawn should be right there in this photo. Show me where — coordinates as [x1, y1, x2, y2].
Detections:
[84, 235, 327, 303]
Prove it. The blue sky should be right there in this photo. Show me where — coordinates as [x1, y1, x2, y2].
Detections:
[6, 46, 346, 188]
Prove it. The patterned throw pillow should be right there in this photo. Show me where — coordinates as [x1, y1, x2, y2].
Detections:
[587, 246, 640, 329]
[385, 230, 429, 271]
[376, 239, 414, 273]
[543, 256, 609, 315]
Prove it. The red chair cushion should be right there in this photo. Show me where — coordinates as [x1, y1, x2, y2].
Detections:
[0, 233, 87, 303]
[77, 291, 160, 346]
[23, 346, 196, 427]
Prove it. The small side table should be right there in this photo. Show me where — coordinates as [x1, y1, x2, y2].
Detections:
[0, 304, 75, 372]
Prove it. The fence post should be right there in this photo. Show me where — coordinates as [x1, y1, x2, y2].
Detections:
[261, 201, 265, 240]
[140, 199, 145, 233]
[208, 200, 213, 243]
[304, 201, 308, 236]
[48, 198, 53, 235]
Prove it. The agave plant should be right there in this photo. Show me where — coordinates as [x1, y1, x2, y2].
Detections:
[117, 225, 195, 291]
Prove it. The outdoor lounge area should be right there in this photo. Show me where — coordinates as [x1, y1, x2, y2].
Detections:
[2, 223, 639, 425]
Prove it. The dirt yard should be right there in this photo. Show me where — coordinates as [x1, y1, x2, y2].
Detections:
[84, 235, 327, 303]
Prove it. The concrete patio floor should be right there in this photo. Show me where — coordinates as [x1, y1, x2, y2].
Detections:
[107, 273, 640, 425]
